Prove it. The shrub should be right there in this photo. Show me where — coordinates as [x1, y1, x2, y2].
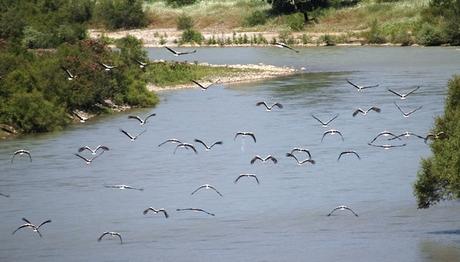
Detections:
[285, 13, 304, 31]
[245, 10, 268, 27]
[166, 0, 198, 7]
[177, 13, 194, 30]
[365, 19, 386, 44]
[414, 76, 460, 208]
[319, 34, 336, 46]
[94, 0, 148, 30]
[180, 29, 203, 44]
[416, 23, 445, 46]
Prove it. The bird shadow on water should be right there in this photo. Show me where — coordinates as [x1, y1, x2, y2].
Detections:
[427, 229, 460, 235]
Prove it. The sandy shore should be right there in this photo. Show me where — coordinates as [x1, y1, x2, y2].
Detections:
[147, 62, 299, 92]
[89, 28, 368, 47]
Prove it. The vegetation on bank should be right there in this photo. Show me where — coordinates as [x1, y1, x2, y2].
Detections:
[0, 37, 158, 134]
[0, 0, 243, 136]
[143, 0, 460, 46]
[414, 76, 460, 208]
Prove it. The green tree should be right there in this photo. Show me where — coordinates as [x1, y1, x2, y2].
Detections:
[414, 76, 460, 208]
[94, 0, 147, 29]
[266, 0, 330, 22]
[419, 0, 460, 45]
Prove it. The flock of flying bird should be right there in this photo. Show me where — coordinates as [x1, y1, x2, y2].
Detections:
[3, 44, 447, 245]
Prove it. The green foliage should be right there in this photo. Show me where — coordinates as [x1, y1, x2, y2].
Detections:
[286, 13, 305, 31]
[364, 19, 386, 44]
[177, 13, 195, 30]
[416, 23, 445, 46]
[414, 76, 460, 208]
[0, 37, 158, 134]
[245, 10, 268, 27]
[418, 0, 460, 45]
[0, 0, 93, 48]
[180, 29, 204, 44]
[94, 0, 148, 30]
[166, 0, 199, 7]
[319, 34, 336, 46]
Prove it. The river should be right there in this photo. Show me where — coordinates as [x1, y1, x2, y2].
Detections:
[1, 47, 459, 261]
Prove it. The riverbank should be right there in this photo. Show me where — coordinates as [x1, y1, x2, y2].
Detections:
[147, 62, 298, 92]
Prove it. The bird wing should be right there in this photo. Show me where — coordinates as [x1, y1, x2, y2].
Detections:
[361, 84, 379, 89]
[143, 113, 156, 123]
[247, 133, 256, 143]
[273, 103, 283, 109]
[164, 46, 179, 55]
[325, 114, 339, 125]
[185, 144, 198, 154]
[344, 207, 359, 217]
[194, 139, 209, 149]
[182, 50, 197, 55]
[191, 80, 206, 89]
[346, 79, 361, 89]
[98, 232, 110, 241]
[22, 217, 32, 224]
[158, 139, 182, 147]
[278, 43, 299, 53]
[74, 153, 91, 163]
[119, 129, 134, 140]
[337, 152, 346, 161]
[37, 220, 52, 229]
[12, 224, 31, 234]
[115, 233, 123, 244]
[327, 206, 343, 216]
[210, 141, 223, 148]
[405, 86, 420, 96]
[143, 207, 153, 215]
[256, 101, 269, 109]
[234, 175, 244, 184]
[191, 185, 206, 195]
[369, 107, 381, 113]
[250, 155, 263, 164]
[78, 146, 92, 153]
[394, 102, 406, 115]
[352, 108, 364, 117]
[0, 192, 10, 197]
[266, 155, 278, 164]
[252, 175, 260, 184]
[406, 105, 423, 115]
[160, 209, 169, 218]
[388, 89, 403, 98]
[209, 185, 223, 197]
[62, 67, 74, 78]
[128, 115, 143, 123]
[95, 145, 110, 152]
[286, 153, 300, 164]
[311, 114, 326, 125]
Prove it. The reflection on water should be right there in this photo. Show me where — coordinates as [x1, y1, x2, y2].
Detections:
[0, 47, 459, 261]
[420, 241, 460, 262]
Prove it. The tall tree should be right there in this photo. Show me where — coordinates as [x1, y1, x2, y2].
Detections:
[266, 0, 330, 22]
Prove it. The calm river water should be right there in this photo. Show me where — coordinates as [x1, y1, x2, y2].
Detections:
[1, 47, 460, 261]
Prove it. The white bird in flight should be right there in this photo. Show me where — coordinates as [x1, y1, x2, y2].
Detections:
[98, 232, 123, 244]
[234, 174, 260, 184]
[194, 139, 223, 150]
[352, 107, 381, 117]
[250, 155, 278, 164]
[337, 151, 361, 161]
[327, 205, 359, 217]
[174, 143, 198, 154]
[104, 185, 144, 191]
[143, 207, 169, 218]
[119, 128, 146, 141]
[128, 113, 156, 125]
[273, 42, 299, 53]
[61, 66, 76, 80]
[164, 46, 197, 56]
[388, 86, 420, 99]
[311, 114, 339, 127]
[191, 184, 223, 197]
[78, 145, 109, 155]
[191, 79, 220, 90]
[11, 149, 32, 163]
[98, 62, 117, 71]
[176, 208, 215, 216]
[394, 102, 423, 117]
[12, 218, 52, 238]
[321, 129, 344, 142]
[234, 132, 256, 143]
[346, 79, 379, 91]
[285, 153, 316, 165]
[256, 101, 283, 111]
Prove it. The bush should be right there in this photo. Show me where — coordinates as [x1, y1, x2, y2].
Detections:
[365, 19, 386, 44]
[414, 76, 460, 208]
[166, 0, 198, 7]
[285, 13, 304, 31]
[416, 23, 445, 46]
[94, 0, 148, 29]
[245, 10, 268, 27]
[180, 29, 204, 44]
[177, 13, 194, 30]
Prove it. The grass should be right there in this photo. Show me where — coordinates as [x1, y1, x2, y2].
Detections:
[144, 0, 270, 30]
[144, 61, 253, 87]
